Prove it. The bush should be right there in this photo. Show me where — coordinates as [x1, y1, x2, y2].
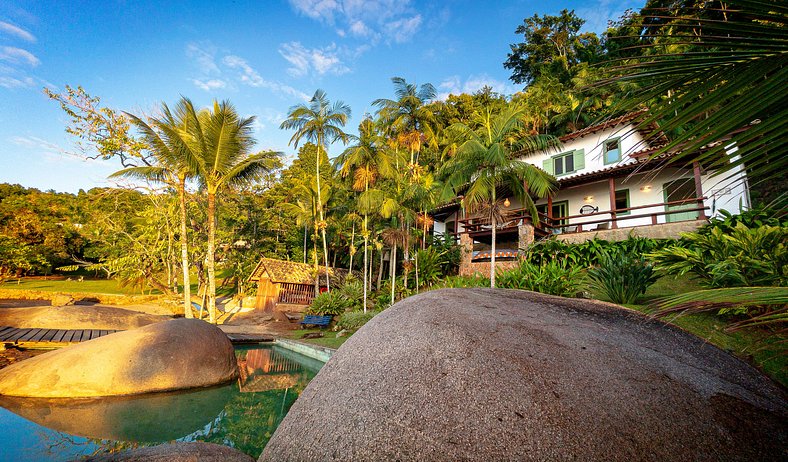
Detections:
[699, 207, 787, 235]
[588, 251, 658, 304]
[336, 309, 382, 331]
[497, 259, 584, 297]
[407, 247, 449, 289]
[431, 274, 489, 289]
[337, 278, 365, 310]
[650, 223, 787, 288]
[306, 291, 351, 316]
[525, 237, 674, 269]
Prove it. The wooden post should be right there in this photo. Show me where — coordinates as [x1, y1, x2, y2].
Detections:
[547, 195, 553, 219]
[608, 177, 618, 229]
[693, 161, 706, 219]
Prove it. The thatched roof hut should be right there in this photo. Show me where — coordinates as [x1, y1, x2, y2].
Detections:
[248, 258, 352, 310]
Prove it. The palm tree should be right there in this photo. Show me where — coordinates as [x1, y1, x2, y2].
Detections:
[440, 105, 559, 288]
[601, 0, 787, 185]
[280, 90, 351, 292]
[337, 117, 394, 312]
[282, 177, 326, 296]
[373, 77, 437, 166]
[190, 100, 280, 323]
[110, 98, 202, 318]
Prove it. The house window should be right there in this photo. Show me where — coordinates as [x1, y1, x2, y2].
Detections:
[554, 152, 575, 175]
[603, 138, 621, 164]
[614, 189, 630, 215]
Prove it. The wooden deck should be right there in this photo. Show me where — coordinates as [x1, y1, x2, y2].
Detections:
[0, 326, 119, 349]
[0, 326, 275, 349]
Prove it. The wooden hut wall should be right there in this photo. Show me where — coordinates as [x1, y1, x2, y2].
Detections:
[255, 276, 279, 310]
[277, 282, 316, 305]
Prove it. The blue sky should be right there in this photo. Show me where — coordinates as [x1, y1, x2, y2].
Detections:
[0, 0, 640, 193]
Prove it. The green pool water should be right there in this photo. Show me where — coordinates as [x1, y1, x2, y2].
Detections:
[0, 344, 324, 461]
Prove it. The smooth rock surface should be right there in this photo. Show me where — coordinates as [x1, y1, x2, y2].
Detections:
[0, 305, 166, 330]
[0, 318, 238, 397]
[78, 442, 254, 461]
[260, 288, 788, 462]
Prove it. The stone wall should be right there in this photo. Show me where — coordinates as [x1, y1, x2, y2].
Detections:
[555, 219, 706, 244]
[459, 224, 534, 277]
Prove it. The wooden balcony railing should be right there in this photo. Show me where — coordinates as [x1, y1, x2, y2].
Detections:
[457, 197, 708, 236]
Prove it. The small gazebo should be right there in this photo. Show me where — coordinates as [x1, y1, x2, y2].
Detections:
[248, 257, 351, 311]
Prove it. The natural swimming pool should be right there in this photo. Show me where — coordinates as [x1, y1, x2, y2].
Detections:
[0, 344, 324, 461]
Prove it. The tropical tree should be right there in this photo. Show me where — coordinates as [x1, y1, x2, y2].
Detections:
[110, 98, 202, 317]
[337, 117, 395, 311]
[280, 90, 351, 292]
[191, 100, 281, 323]
[599, 0, 788, 186]
[373, 77, 437, 167]
[440, 105, 558, 287]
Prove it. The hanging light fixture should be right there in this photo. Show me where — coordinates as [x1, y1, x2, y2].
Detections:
[503, 198, 510, 207]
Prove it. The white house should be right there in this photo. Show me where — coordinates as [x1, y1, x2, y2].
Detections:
[431, 111, 751, 274]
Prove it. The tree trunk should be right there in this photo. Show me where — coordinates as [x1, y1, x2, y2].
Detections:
[303, 223, 308, 264]
[206, 191, 217, 323]
[490, 215, 496, 289]
[363, 236, 368, 313]
[390, 244, 397, 306]
[316, 136, 330, 292]
[415, 251, 419, 293]
[349, 223, 355, 272]
[313, 229, 319, 297]
[377, 246, 385, 290]
[179, 177, 192, 318]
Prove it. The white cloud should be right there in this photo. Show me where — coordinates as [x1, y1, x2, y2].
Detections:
[0, 75, 34, 88]
[186, 42, 220, 75]
[287, 0, 422, 44]
[191, 78, 226, 91]
[278, 42, 350, 78]
[437, 75, 520, 100]
[11, 135, 62, 153]
[223, 55, 310, 100]
[0, 21, 35, 42]
[0, 46, 40, 67]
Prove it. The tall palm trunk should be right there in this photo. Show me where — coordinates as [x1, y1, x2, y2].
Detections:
[313, 229, 319, 296]
[377, 246, 385, 290]
[349, 222, 355, 272]
[390, 244, 397, 306]
[316, 136, 330, 292]
[206, 190, 217, 323]
[490, 214, 497, 289]
[303, 223, 308, 264]
[362, 214, 368, 313]
[178, 176, 192, 318]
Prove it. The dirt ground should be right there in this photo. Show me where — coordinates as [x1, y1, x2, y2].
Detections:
[0, 347, 45, 370]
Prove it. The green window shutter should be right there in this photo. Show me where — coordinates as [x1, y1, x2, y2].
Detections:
[542, 158, 554, 175]
[573, 149, 585, 171]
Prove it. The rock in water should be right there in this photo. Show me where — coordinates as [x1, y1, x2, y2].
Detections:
[0, 318, 238, 397]
[260, 289, 788, 462]
[78, 442, 254, 461]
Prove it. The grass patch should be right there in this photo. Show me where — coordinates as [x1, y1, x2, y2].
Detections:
[292, 329, 349, 349]
[590, 275, 788, 388]
[0, 278, 153, 295]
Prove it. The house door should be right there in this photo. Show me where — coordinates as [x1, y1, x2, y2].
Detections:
[537, 201, 568, 225]
[663, 179, 699, 223]
[255, 277, 278, 311]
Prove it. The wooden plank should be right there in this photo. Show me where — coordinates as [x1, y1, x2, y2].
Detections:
[18, 329, 41, 341]
[63, 330, 78, 343]
[0, 326, 15, 337]
[42, 330, 59, 342]
[30, 329, 51, 342]
[52, 330, 68, 343]
[92, 329, 102, 340]
[0, 327, 18, 341]
[99, 330, 109, 337]
[8, 328, 32, 342]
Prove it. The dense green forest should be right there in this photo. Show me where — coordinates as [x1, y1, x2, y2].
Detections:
[3, 1, 785, 321]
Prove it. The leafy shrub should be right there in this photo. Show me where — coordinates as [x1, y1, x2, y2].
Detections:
[588, 251, 658, 304]
[496, 259, 584, 297]
[525, 237, 674, 268]
[337, 278, 365, 310]
[431, 274, 489, 289]
[336, 309, 383, 331]
[407, 247, 449, 289]
[650, 223, 787, 288]
[306, 291, 351, 316]
[699, 207, 787, 235]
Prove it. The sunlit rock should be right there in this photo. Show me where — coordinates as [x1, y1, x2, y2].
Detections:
[0, 318, 238, 397]
[0, 305, 166, 330]
[261, 288, 788, 461]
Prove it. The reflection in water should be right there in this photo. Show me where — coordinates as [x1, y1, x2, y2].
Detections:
[0, 345, 321, 461]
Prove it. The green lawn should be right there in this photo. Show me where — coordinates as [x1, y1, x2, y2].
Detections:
[292, 329, 349, 349]
[0, 278, 150, 295]
[592, 275, 787, 388]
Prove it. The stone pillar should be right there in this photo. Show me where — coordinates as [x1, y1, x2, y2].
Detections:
[518, 223, 534, 255]
[459, 233, 474, 276]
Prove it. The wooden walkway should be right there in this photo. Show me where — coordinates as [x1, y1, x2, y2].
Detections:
[0, 326, 119, 349]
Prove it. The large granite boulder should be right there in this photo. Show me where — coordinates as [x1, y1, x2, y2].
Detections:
[0, 305, 166, 330]
[0, 318, 238, 397]
[261, 288, 788, 461]
[79, 442, 254, 461]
